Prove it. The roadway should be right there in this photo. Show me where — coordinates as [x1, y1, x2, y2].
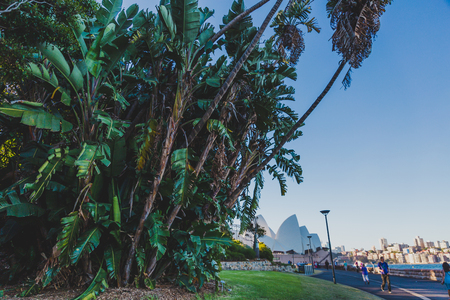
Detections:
[313, 269, 449, 299]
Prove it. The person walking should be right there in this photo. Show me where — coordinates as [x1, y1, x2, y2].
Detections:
[344, 261, 348, 271]
[355, 261, 359, 273]
[325, 260, 329, 270]
[361, 263, 370, 284]
[378, 257, 391, 293]
[441, 262, 450, 299]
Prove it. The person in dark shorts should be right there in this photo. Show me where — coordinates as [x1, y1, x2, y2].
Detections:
[378, 257, 391, 293]
[355, 261, 359, 273]
[325, 260, 329, 270]
[441, 262, 450, 298]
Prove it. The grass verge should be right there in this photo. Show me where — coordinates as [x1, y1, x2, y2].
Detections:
[213, 271, 381, 300]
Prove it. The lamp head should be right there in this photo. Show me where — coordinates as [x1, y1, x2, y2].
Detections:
[307, 235, 312, 239]
[320, 210, 330, 216]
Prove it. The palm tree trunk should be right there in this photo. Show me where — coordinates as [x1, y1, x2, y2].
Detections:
[187, 0, 285, 145]
[122, 116, 179, 284]
[225, 59, 348, 209]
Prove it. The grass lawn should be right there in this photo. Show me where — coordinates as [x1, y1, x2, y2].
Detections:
[214, 271, 381, 300]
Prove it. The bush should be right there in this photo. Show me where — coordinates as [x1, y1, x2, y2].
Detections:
[259, 243, 274, 262]
[223, 240, 256, 261]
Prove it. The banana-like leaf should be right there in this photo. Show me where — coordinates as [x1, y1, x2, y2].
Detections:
[104, 246, 121, 279]
[101, 35, 130, 74]
[276, 63, 297, 80]
[56, 211, 82, 266]
[171, 0, 201, 44]
[38, 43, 84, 94]
[97, 83, 130, 110]
[97, 0, 123, 26]
[94, 111, 129, 139]
[104, 137, 126, 177]
[85, 29, 105, 78]
[0, 103, 73, 132]
[0, 190, 45, 217]
[206, 119, 235, 150]
[158, 5, 176, 41]
[115, 4, 139, 35]
[41, 266, 61, 287]
[135, 246, 145, 274]
[171, 148, 196, 205]
[70, 227, 102, 264]
[145, 211, 169, 260]
[74, 143, 102, 177]
[72, 268, 108, 300]
[72, 15, 88, 56]
[28, 63, 72, 105]
[24, 147, 66, 202]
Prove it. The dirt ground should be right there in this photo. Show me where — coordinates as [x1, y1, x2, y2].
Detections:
[1, 281, 218, 300]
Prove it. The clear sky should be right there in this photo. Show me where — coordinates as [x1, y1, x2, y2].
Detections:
[122, 0, 450, 251]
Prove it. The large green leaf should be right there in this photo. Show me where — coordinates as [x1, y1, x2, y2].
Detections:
[74, 143, 102, 177]
[172, 0, 200, 44]
[94, 111, 129, 139]
[71, 227, 102, 264]
[171, 148, 196, 205]
[115, 4, 139, 35]
[158, 5, 176, 41]
[56, 212, 82, 266]
[28, 63, 72, 105]
[0, 190, 45, 217]
[97, 0, 123, 26]
[72, 268, 108, 300]
[104, 246, 121, 279]
[24, 147, 66, 202]
[104, 137, 126, 177]
[38, 44, 83, 94]
[0, 102, 72, 132]
[145, 211, 169, 260]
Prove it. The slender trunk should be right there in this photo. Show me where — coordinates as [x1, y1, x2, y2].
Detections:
[193, 0, 271, 65]
[225, 60, 348, 209]
[187, 0, 285, 145]
[122, 116, 178, 284]
[210, 0, 271, 44]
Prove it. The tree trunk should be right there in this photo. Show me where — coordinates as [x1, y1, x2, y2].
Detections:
[224, 59, 348, 209]
[187, 0, 285, 145]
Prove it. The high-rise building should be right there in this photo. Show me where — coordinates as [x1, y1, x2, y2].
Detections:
[426, 241, 435, 248]
[380, 238, 388, 250]
[440, 241, 449, 249]
[372, 245, 377, 252]
[414, 236, 425, 248]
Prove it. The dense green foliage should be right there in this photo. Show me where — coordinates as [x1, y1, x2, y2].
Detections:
[223, 241, 256, 261]
[0, 0, 391, 298]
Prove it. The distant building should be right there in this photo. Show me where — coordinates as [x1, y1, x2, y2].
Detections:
[428, 255, 437, 263]
[256, 214, 322, 255]
[372, 245, 377, 252]
[426, 241, 435, 248]
[414, 236, 425, 248]
[380, 238, 388, 251]
[439, 241, 449, 249]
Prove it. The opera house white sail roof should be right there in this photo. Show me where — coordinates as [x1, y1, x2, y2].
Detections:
[256, 214, 322, 255]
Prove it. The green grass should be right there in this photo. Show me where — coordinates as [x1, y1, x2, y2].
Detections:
[213, 271, 381, 300]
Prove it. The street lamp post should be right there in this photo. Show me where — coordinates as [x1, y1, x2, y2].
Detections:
[320, 210, 336, 284]
[307, 235, 313, 273]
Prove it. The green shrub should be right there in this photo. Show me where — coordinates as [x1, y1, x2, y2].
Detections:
[259, 243, 274, 261]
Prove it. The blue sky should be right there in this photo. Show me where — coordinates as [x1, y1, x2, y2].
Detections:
[122, 0, 450, 251]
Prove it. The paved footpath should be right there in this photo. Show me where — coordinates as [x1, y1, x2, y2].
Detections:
[313, 269, 449, 300]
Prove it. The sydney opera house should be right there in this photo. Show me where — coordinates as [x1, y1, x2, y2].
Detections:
[256, 214, 322, 254]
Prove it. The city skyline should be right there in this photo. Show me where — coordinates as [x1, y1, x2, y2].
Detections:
[121, 0, 450, 250]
